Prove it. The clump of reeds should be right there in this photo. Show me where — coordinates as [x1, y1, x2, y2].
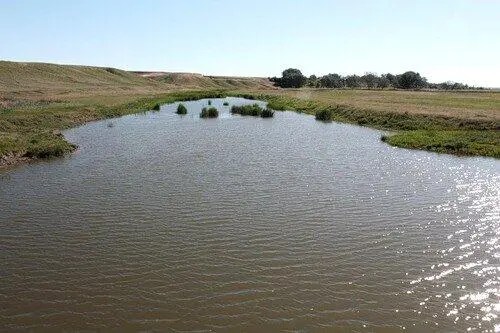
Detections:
[176, 103, 187, 114]
[200, 107, 219, 118]
[230, 103, 274, 118]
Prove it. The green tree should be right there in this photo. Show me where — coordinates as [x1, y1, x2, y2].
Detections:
[396, 71, 427, 89]
[320, 74, 344, 88]
[345, 75, 361, 88]
[277, 68, 307, 88]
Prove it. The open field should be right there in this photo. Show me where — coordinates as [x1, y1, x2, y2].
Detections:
[260, 89, 500, 122]
[1, 61, 499, 168]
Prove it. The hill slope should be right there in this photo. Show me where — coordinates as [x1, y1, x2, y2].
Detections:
[0, 61, 274, 100]
[134, 72, 276, 90]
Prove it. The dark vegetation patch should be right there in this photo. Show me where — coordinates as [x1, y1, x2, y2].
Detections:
[200, 106, 218, 118]
[230, 104, 274, 118]
[176, 103, 187, 114]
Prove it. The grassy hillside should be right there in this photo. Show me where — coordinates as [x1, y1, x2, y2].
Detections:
[0, 61, 171, 99]
[0, 61, 274, 101]
[134, 72, 276, 90]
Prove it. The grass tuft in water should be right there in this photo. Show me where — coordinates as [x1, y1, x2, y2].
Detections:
[200, 107, 218, 118]
[176, 103, 187, 114]
[260, 108, 275, 118]
[230, 103, 274, 118]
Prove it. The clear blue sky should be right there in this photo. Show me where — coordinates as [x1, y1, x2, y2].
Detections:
[1, 0, 499, 87]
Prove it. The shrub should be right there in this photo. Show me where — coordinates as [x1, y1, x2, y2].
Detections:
[315, 108, 335, 121]
[200, 107, 218, 118]
[176, 103, 187, 114]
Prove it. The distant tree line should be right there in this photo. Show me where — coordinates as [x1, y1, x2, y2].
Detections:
[270, 68, 481, 90]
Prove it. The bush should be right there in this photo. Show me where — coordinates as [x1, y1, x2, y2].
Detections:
[200, 107, 218, 118]
[152, 103, 161, 111]
[315, 108, 335, 121]
[176, 103, 187, 114]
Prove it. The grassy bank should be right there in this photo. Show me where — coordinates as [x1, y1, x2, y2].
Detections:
[1, 84, 499, 168]
[0, 90, 227, 166]
[240, 93, 500, 158]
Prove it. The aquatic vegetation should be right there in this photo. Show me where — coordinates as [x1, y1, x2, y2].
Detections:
[230, 103, 274, 118]
[200, 107, 219, 118]
[176, 103, 187, 114]
[260, 108, 275, 118]
[152, 103, 161, 111]
[223, 101, 229, 106]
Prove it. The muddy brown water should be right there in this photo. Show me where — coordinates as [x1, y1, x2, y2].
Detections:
[1, 98, 499, 332]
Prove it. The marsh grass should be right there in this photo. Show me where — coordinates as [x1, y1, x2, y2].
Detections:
[260, 108, 275, 118]
[230, 103, 274, 118]
[200, 106, 219, 118]
[381, 130, 500, 158]
[176, 103, 187, 114]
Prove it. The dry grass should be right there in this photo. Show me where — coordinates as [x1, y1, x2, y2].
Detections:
[261, 89, 500, 122]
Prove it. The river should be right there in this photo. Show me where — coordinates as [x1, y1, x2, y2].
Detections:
[1, 97, 499, 332]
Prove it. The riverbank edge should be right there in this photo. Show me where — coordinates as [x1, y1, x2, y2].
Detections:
[0, 91, 227, 170]
[254, 93, 499, 159]
[1, 90, 499, 170]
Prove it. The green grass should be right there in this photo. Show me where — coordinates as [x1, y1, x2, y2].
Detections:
[200, 106, 219, 118]
[315, 108, 336, 121]
[230, 103, 275, 118]
[382, 130, 500, 158]
[176, 103, 187, 114]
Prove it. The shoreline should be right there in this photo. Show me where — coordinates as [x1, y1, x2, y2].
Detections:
[1, 90, 499, 171]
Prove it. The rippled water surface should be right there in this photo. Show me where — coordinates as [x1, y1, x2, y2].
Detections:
[1, 98, 499, 332]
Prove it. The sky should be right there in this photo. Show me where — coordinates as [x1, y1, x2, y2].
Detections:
[1, 0, 499, 87]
